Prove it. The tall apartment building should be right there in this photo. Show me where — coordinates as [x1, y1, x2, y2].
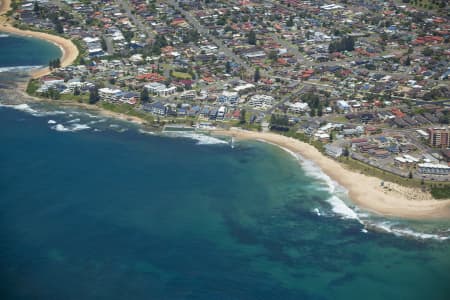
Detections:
[428, 127, 450, 148]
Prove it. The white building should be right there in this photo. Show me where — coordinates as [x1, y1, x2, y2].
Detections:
[418, 163, 450, 175]
[233, 83, 255, 94]
[99, 87, 122, 101]
[248, 95, 274, 108]
[217, 106, 227, 119]
[144, 82, 176, 97]
[287, 102, 309, 114]
[337, 100, 350, 112]
[325, 144, 343, 158]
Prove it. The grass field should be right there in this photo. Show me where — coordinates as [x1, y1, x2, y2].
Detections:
[171, 71, 192, 80]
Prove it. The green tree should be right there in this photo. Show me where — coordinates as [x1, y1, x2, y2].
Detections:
[268, 50, 278, 60]
[89, 87, 100, 104]
[141, 88, 149, 103]
[404, 56, 411, 66]
[55, 20, 64, 34]
[225, 61, 231, 74]
[254, 67, 260, 82]
[239, 109, 246, 124]
[422, 47, 433, 57]
[247, 30, 256, 45]
[33, 1, 39, 13]
[317, 104, 323, 116]
[286, 16, 294, 27]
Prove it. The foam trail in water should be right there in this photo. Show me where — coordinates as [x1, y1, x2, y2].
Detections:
[0, 103, 38, 114]
[369, 221, 449, 241]
[258, 140, 450, 241]
[0, 103, 67, 117]
[139, 129, 155, 135]
[165, 132, 228, 145]
[261, 140, 360, 221]
[0, 65, 43, 73]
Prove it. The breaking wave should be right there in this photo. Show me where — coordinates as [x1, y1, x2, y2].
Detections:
[165, 132, 229, 145]
[262, 140, 450, 241]
[0, 103, 67, 117]
[0, 65, 43, 73]
[51, 123, 91, 132]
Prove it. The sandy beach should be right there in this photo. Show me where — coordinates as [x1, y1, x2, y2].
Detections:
[0, 0, 10, 15]
[0, 0, 78, 78]
[214, 128, 450, 220]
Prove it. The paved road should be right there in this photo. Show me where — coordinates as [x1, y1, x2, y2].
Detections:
[166, 0, 255, 74]
[266, 84, 306, 114]
[104, 36, 115, 55]
[116, 0, 154, 39]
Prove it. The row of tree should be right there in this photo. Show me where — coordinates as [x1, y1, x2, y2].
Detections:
[48, 58, 61, 70]
[328, 36, 355, 53]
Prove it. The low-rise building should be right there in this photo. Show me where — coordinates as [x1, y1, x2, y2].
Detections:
[418, 163, 450, 175]
[248, 94, 274, 108]
[145, 82, 176, 97]
[218, 91, 239, 106]
[325, 144, 343, 158]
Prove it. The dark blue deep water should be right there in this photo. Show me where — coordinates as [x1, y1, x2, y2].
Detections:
[0, 33, 61, 69]
[0, 104, 450, 300]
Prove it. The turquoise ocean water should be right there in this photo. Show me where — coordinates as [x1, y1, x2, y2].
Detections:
[1, 35, 450, 299]
[0, 102, 449, 300]
[0, 32, 61, 71]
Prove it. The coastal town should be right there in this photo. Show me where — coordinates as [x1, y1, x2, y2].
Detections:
[2, 0, 450, 194]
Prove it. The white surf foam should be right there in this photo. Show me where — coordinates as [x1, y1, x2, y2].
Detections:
[266, 141, 360, 222]
[67, 118, 81, 123]
[0, 65, 43, 73]
[166, 132, 228, 145]
[48, 119, 57, 124]
[33, 110, 67, 117]
[370, 221, 449, 241]
[71, 123, 91, 131]
[138, 129, 155, 135]
[51, 124, 71, 132]
[313, 208, 321, 216]
[51, 123, 90, 132]
[0, 103, 38, 114]
[0, 103, 68, 117]
[257, 140, 450, 241]
[89, 119, 106, 125]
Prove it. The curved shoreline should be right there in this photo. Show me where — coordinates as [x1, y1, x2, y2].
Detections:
[0, 0, 78, 78]
[214, 128, 450, 220]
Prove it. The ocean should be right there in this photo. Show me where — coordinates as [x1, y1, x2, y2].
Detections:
[0, 102, 449, 300]
[0, 32, 62, 72]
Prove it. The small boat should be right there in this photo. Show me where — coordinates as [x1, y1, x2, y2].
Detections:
[230, 136, 235, 149]
[0, 34, 9, 38]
